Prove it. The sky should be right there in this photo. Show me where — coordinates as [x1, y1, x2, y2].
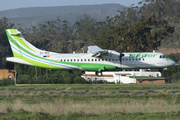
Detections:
[0, 0, 141, 11]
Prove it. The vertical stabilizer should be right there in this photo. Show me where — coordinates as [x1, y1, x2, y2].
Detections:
[6, 29, 40, 57]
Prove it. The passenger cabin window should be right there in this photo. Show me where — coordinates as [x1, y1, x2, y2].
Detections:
[84, 59, 86, 62]
[77, 59, 79, 62]
[92, 59, 93, 61]
[88, 59, 90, 61]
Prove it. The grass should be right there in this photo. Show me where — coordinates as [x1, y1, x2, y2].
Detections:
[1, 84, 180, 90]
[0, 97, 178, 114]
[1, 109, 180, 120]
[0, 84, 180, 119]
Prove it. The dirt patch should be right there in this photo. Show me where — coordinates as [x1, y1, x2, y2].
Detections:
[0, 112, 4, 117]
[157, 47, 180, 54]
[166, 111, 177, 115]
[78, 111, 95, 116]
[101, 112, 125, 117]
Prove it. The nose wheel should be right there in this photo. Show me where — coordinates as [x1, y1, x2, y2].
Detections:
[96, 71, 102, 77]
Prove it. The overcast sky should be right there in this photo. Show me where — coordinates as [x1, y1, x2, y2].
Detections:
[0, 0, 141, 11]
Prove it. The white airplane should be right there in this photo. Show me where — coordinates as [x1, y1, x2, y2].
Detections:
[6, 29, 176, 76]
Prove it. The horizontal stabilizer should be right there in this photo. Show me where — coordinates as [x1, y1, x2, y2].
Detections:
[6, 57, 33, 66]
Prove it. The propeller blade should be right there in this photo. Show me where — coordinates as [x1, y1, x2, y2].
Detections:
[116, 42, 124, 65]
[119, 45, 124, 65]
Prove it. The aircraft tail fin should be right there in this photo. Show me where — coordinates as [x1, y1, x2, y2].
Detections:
[6, 29, 41, 57]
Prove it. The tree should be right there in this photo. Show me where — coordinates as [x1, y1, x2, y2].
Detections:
[73, 15, 97, 43]
[113, 14, 174, 52]
[93, 26, 115, 49]
[0, 17, 14, 69]
[138, 0, 180, 25]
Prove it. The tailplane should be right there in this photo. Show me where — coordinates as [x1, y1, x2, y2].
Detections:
[6, 29, 59, 67]
[6, 29, 41, 57]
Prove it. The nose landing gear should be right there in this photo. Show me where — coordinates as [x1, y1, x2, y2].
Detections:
[95, 71, 102, 77]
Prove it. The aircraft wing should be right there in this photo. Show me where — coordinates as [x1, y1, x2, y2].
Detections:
[92, 50, 108, 57]
[87, 45, 108, 57]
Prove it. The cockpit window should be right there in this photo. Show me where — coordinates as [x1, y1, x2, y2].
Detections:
[164, 55, 168, 58]
[159, 55, 168, 58]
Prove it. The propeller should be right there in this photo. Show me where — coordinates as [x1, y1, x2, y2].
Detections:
[117, 42, 124, 65]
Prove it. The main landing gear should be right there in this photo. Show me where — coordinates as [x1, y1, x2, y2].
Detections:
[95, 71, 102, 77]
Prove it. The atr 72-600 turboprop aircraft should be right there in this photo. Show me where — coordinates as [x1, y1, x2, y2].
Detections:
[6, 29, 176, 76]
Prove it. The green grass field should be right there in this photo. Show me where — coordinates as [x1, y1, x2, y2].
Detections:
[1, 110, 180, 120]
[0, 84, 180, 119]
[1, 83, 180, 89]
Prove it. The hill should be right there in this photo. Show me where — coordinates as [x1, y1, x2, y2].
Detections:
[0, 4, 126, 28]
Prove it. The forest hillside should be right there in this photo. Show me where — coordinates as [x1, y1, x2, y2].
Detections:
[0, 4, 126, 29]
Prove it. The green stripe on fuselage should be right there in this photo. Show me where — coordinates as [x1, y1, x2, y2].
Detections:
[164, 58, 174, 61]
[13, 51, 66, 69]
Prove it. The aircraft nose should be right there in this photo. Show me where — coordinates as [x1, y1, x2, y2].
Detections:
[174, 61, 176, 65]
[172, 60, 176, 66]
[167, 58, 176, 66]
